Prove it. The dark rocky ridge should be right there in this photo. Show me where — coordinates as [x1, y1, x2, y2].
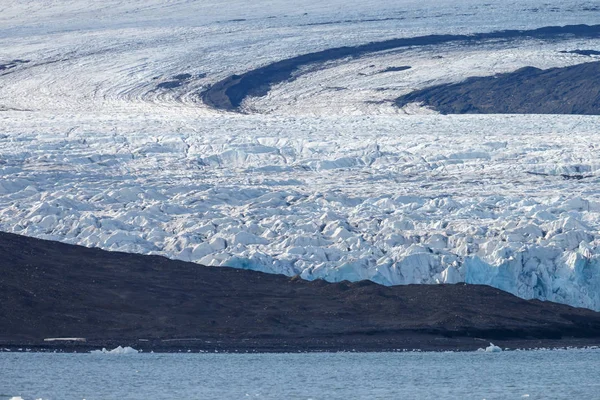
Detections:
[2, 231, 600, 352]
[395, 61, 600, 114]
[560, 49, 600, 56]
[0, 59, 29, 74]
[155, 72, 206, 90]
[201, 24, 600, 111]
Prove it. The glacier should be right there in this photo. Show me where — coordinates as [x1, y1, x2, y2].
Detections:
[1, 0, 600, 309]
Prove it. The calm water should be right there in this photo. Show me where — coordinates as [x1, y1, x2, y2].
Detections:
[1, 349, 600, 399]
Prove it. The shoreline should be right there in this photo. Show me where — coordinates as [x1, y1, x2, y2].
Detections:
[2, 336, 599, 354]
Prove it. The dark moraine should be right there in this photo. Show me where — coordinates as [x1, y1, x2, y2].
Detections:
[2, 231, 600, 352]
[301, 16, 408, 27]
[560, 49, 600, 56]
[380, 66, 411, 73]
[172, 73, 192, 81]
[156, 73, 199, 90]
[395, 61, 600, 115]
[0, 59, 29, 72]
[156, 80, 184, 89]
[201, 24, 600, 111]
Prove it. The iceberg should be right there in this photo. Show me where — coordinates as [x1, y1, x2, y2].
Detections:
[478, 343, 503, 353]
[90, 346, 139, 355]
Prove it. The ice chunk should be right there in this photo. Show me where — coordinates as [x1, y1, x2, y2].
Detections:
[191, 242, 213, 260]
[91, 346, 139, 354]
[209, 237, 227, 250]
[331, 226, 355, 241]
[485, 343, 503, 352]
[232, 231, 269, 246]
[438, 266, 462, 284]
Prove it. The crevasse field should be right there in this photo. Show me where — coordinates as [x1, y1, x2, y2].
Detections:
[1, 1, 600, 309]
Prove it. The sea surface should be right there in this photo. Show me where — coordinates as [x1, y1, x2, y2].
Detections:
[1, 348, 600, 399]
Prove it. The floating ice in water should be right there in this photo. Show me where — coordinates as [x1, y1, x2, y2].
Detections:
[479, 343, 503, 353]
[10, 397, 47, 400]
[8, 398, 44, 400]
[90, 346, 139, 354]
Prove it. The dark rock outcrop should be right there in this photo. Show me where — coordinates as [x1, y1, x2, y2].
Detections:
[395, 61, 600, 114]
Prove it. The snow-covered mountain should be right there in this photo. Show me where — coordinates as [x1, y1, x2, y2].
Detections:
[1, 0, 600, 309]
